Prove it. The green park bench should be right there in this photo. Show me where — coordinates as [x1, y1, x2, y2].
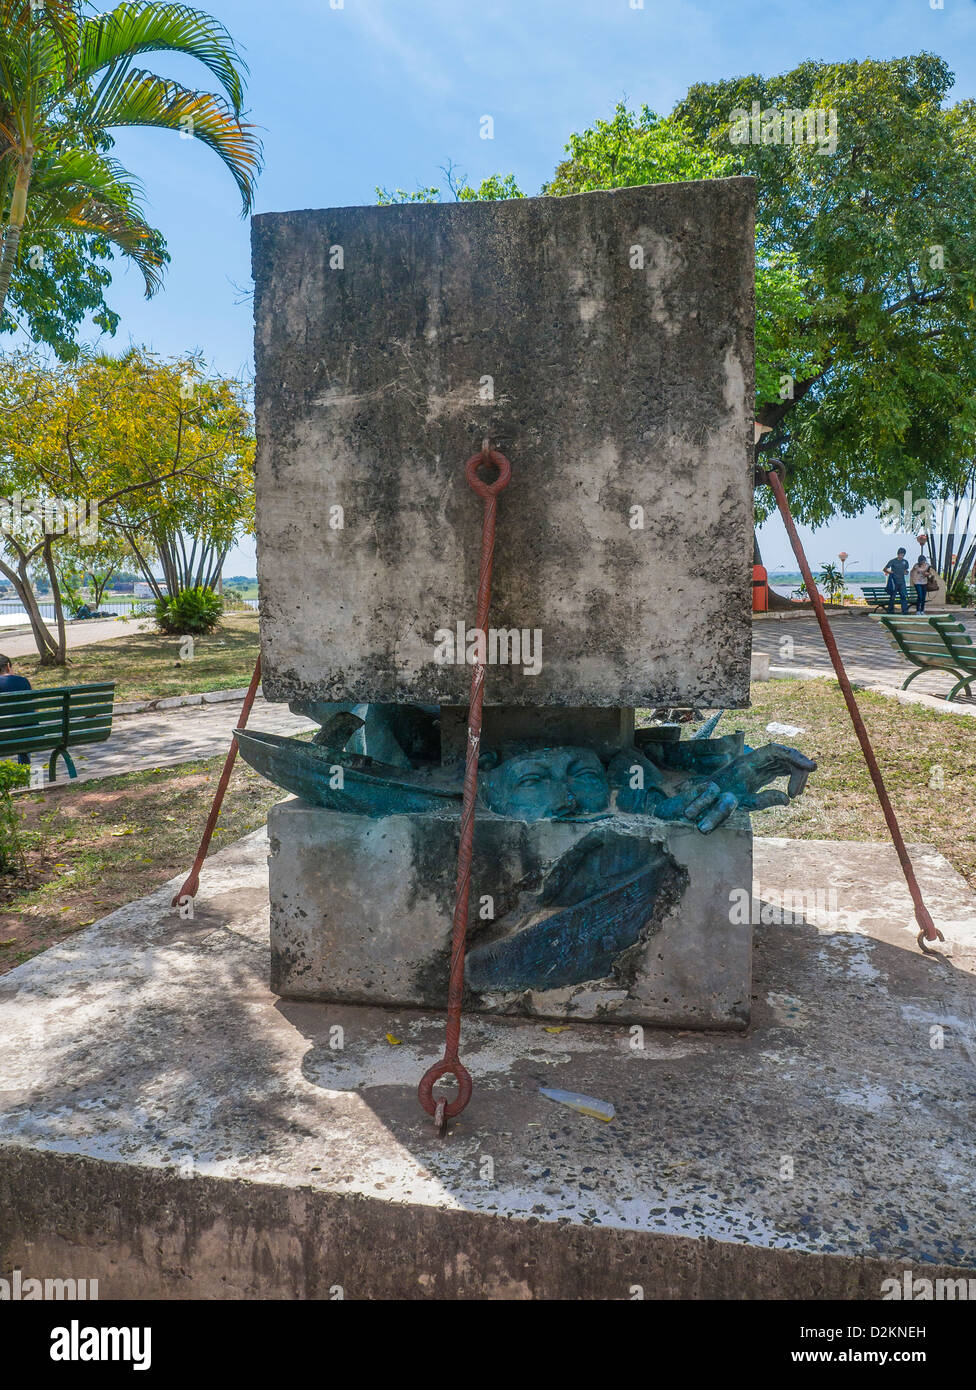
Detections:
[876, 614, 976, 701]
[861, 584, 923, 612]
[0, 682, 116, 780]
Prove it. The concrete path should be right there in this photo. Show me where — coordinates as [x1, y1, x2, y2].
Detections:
[0, 829, 973, 1296]
[0, 615, 154, 658]
[29, 696, 316, 789]
[752, 610, 976, 703]
[11, 608, 973, 791]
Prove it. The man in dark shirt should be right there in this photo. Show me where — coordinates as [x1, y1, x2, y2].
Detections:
[884, 549, 911, 614]
[0, 655, 32, 764]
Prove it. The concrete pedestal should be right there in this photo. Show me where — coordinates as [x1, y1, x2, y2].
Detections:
[268, 799, 753, 1028]
[1, 830, 975, 1298]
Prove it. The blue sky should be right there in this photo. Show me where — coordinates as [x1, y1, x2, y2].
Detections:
[65, 0, 976, 574]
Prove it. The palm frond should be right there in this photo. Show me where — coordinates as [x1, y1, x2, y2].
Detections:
[24, 145, 167, 296]
[30, 146, 148, 208]
[77, 69, 261, 212]
[26, 186, 168, 297]
[76, 3, 249, 114]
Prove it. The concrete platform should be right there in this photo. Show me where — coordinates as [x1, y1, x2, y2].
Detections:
[1, 830, 975, 1299]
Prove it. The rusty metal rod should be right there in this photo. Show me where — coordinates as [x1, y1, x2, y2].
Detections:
[171, 655, 263, 907]
[418, 447, 512, 1127]
[763, 464, 943, 954]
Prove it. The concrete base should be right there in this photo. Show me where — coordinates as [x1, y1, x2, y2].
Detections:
[268, 800, 754, 1028]
[2, 830, 975, 1299]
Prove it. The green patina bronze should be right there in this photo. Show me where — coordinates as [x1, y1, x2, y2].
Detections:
[236, 703, 816, 994]
[236, 703, 815, 831]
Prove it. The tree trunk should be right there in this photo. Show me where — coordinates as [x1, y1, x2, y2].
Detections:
[0, 155, 33, 327]
[91, 567, 115, 607]
[0, 553, 59, 661]
[42, 538, 68, 665]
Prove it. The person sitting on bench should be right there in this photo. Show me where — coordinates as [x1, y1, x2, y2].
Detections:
[0, 654, 32, 764]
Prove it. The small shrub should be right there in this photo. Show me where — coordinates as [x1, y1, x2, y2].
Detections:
[0, 759, 30, 875]
[154, 586, 224, 635]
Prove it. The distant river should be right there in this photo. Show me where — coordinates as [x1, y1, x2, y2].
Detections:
[0, 597, 259, 628]
[768, 579, 884, 600]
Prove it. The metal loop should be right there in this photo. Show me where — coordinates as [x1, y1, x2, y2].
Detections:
[755, 458, 786, 488]
[418, 1057, 473, 1120]
[465, 448, 511, 499]
[917, 926, 947, 957]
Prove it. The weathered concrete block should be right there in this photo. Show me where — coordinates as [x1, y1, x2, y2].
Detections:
[268, 799, 753, 1028]
[252, 180, 755, 708]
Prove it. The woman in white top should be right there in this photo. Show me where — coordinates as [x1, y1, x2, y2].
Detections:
[910, 555, 933, 612]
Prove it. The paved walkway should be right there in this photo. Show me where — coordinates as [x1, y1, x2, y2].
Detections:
[17, 609, 974, 790]
[26, 696, 315, 790]
[752, 610, 976, 704]
[0, 615, 154, 658]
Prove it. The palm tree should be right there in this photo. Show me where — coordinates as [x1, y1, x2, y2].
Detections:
[0, 0, 261, 328]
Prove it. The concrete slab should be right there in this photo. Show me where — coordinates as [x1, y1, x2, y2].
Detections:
[1, 831, 975, 1299]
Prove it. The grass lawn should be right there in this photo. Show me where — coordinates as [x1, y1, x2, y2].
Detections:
[688, 678, 976, 890]
[0, 753, 284, 975]
[1, 674, 972, 977]
[13, 611, 260, 704]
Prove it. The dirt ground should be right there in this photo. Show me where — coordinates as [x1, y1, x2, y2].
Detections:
[0, 756, 282, 975]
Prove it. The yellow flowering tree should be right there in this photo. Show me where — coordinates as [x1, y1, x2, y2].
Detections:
[0, 347, 254, 663]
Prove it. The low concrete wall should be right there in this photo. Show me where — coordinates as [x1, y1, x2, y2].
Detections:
[3, 1146, 967, 1301]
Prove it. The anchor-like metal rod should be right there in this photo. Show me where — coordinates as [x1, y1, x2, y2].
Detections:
[762, 462, 944, 956]
[418, 446, 512, 1131]
[171, 655, 263, 907]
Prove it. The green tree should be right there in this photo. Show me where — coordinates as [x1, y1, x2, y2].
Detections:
[542, 102, 730, 193]
[0, 347, 254, 663]
[818, 562, 843, 602]
[94, 354, 254, 602]
[56, 527, 134, 606]
[377, 165, 524, 205]
[674, 54, 976, 525]
[540, 102, 824, 417]
[0, 0, 262, 345]
[3, 225, 129, 360]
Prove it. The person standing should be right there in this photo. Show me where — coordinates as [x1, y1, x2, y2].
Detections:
[910, 555, 934, 613]
[884, 548, 911, 614]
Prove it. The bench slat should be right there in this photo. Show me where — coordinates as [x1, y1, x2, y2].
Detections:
[0, 722, 114, 745]
[877, 616, 976, 696]
[0, 682, 116, 777]
[0, 708, 114, 726]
